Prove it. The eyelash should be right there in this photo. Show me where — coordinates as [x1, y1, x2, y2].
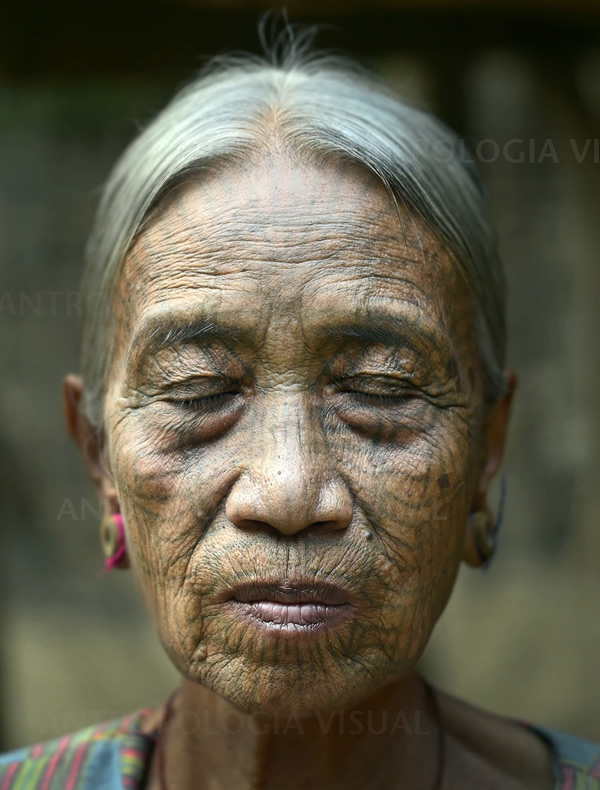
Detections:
[338, 389, 415, 409]
[174, 391, 240, 411]
[168, 383, 414, 412]
[331, 373, 416, 406]
[347, 390, 409, 404]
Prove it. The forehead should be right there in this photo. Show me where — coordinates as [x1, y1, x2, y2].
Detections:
[118, 156, 469, 342]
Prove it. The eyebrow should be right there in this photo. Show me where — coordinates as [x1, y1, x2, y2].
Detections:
[129, 316, 248, 365]
[320, 322, 422, 350]
[129, 310, 449, 367]
[316, 314, 447, 357]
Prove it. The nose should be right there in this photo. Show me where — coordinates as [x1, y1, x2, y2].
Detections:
[225, 394, 353, 537]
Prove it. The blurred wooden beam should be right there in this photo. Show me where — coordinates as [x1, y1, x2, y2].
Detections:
[1, 1, 598, 81]
[173, 0, 600, 11]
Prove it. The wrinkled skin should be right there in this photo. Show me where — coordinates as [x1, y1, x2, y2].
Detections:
[107, 153, 485, 711]
[65, 154, 553, 789]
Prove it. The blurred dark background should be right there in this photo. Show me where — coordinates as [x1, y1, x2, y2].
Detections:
[1, 0, 600, 749]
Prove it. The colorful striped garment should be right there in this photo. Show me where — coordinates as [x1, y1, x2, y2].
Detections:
[0, 708, 599, 789]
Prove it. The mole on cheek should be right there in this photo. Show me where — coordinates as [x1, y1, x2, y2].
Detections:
[438, 474, 450, 489]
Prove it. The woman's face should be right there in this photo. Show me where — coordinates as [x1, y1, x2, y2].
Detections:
[99, 155, 491, 716]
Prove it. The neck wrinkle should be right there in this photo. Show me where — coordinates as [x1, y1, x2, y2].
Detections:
[160, 672, 439, 790]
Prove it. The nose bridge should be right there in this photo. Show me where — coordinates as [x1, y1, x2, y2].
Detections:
[257, 392, 325, 510]
[226, 390, 352, 535]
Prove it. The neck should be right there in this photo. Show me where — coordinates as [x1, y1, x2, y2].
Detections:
[157, 672, 441, 790]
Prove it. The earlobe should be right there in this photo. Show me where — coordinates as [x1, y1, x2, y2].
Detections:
[463, 508, 496, 568]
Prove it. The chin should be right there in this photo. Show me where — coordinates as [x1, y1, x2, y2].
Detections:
[189, 650, 402, 719]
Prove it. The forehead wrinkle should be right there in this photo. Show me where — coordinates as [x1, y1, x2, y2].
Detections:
[118, 226, 458, 366]
[124, 157, 438, 289]
[126, 213, 435, 281]
[151, 166, 393, 231]
[116, 159, 472, 371]
[151, 206, 400, 246]
[134, 164, 401, 242]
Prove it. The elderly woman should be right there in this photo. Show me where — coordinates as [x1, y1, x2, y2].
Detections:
[1, 36, 599, 790]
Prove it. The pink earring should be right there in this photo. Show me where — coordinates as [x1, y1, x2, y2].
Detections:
[100, 513, 129, 571]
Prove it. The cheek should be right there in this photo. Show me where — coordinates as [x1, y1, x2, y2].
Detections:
[331, 407, 477, 623]
[105, 411, 233, 635]
[108, 402, 238, 525]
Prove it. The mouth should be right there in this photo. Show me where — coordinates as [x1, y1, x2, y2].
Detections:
[221, 579, 357, 635]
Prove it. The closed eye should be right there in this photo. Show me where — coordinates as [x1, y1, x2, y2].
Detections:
[332, 374, 419, 406]
[345, 390, 413, 405]
[168, 391, 242, 411]
[340, 389, 417, 408]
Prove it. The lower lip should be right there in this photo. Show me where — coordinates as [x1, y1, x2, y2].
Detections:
[227, 600, 354, 634]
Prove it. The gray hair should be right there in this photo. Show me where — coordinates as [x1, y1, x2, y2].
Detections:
[80, 36, 506, 428]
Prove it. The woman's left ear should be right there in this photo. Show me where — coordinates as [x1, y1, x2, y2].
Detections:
[63, 374, 118, 506]
[463, 370, 517, 567]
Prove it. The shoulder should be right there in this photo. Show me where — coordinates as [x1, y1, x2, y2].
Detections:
[0, 708, 158, 789]
[524, 722, 600, 788]
[433, 684, 599, 789]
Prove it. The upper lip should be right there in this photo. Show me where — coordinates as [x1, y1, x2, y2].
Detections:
[224, 579, 354, 606]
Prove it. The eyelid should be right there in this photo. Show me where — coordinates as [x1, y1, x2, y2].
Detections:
[161, 374, 241, 394]
[170, 391, 241, 410]
[331, 373, 418, 390]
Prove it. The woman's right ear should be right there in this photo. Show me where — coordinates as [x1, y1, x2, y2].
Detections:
[63, 374, 111, 498]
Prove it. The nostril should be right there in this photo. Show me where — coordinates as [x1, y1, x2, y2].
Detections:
[226, 517, 348, 538]
[225, 473, 353, 537]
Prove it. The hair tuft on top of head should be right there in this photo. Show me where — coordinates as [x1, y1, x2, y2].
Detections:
[193, 12, 372, 89]
[258, 10, 320, 70]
